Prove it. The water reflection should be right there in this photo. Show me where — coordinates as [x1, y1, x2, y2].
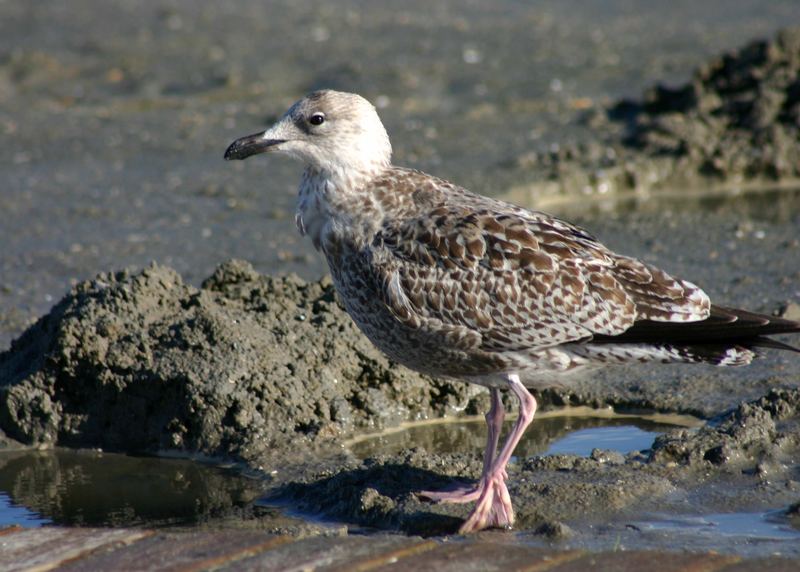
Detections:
[636, 511, 800, 540]
[0, 449, 265, 528]
[347, 413, 690, 460]
[0, 491, 47, 527]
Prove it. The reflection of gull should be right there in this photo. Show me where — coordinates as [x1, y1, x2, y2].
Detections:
[226, 90, 800, 533]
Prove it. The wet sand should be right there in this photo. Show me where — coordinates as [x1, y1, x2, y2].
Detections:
[1, 0, 800, 558]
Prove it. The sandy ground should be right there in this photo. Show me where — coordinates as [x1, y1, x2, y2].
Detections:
[1, 0, 800, 558]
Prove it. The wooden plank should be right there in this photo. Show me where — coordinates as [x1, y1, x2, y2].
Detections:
[323, 538, 439, 572]
[551, 551, 741, 572]
[378, 541, 583, 572]
[0, 527, 151, 572]
[719, 557, 800, 572]
[3, 526, 799, 572]
[222, 535, 419, 572]
[56, 529, 293, 572]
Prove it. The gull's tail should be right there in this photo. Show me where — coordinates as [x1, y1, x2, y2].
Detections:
[589, 305, 800, 366]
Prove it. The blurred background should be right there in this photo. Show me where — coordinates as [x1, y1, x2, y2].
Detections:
[1, 0, 798, 350]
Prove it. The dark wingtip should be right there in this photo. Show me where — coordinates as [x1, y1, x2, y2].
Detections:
[750, 337, 800, 353]
[592, 304, 800, 349]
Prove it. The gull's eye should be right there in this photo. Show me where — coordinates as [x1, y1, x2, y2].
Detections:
[309, 112, 326, 126]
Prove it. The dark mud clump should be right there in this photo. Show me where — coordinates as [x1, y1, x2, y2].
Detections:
[275, 388, 800, 536]
[612, 27, 800, 183]
[0, 260, 482, 464]
[525, 27, 800, 199]
[649, 388, 800, 467]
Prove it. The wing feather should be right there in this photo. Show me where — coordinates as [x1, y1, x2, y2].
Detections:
[366, 170, 711, 355]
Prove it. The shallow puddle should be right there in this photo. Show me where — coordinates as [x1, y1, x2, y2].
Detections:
[346, 407, 702, 460]
[0, 492, 45, 527]
[636, 511, 800, 541]
[0, 449, 265, 528]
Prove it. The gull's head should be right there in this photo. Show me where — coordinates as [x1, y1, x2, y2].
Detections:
[225, 90, 392, 178]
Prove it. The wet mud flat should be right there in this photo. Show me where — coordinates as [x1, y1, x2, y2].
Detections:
[275, 390, 800, 542]
[1, 250, 799, 556]
[1, 0, 800, 560]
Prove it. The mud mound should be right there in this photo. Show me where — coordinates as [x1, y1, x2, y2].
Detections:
[650, 387, 800, 467]
[613, 27, 800, 181]
[0, 261, 482, 463]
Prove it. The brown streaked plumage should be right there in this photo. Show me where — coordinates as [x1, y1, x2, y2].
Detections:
[225, 90, 800, 533]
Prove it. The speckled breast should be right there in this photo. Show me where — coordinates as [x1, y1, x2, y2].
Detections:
[324, 245, 507, 380]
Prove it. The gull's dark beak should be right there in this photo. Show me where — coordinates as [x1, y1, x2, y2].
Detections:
[224, 132, 286, 160]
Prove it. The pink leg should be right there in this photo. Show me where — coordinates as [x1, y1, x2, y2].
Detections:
[460, 374, 537, 533]
[417, 388, 505, 503]
[483, 388, 506, 476]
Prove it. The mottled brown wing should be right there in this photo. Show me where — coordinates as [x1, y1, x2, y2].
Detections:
[611, 255, 710, 322]
[370, 199, 710, 355]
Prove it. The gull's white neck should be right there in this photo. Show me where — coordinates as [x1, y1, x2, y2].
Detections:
[295, 164, 388, 252]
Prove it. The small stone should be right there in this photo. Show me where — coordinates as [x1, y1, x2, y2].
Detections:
[535, 520, 574, 539]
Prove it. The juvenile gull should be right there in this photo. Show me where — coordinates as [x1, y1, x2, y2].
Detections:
[225, 90, 800, 533]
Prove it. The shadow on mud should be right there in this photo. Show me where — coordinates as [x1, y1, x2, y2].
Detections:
[271, 462, 467, 536]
